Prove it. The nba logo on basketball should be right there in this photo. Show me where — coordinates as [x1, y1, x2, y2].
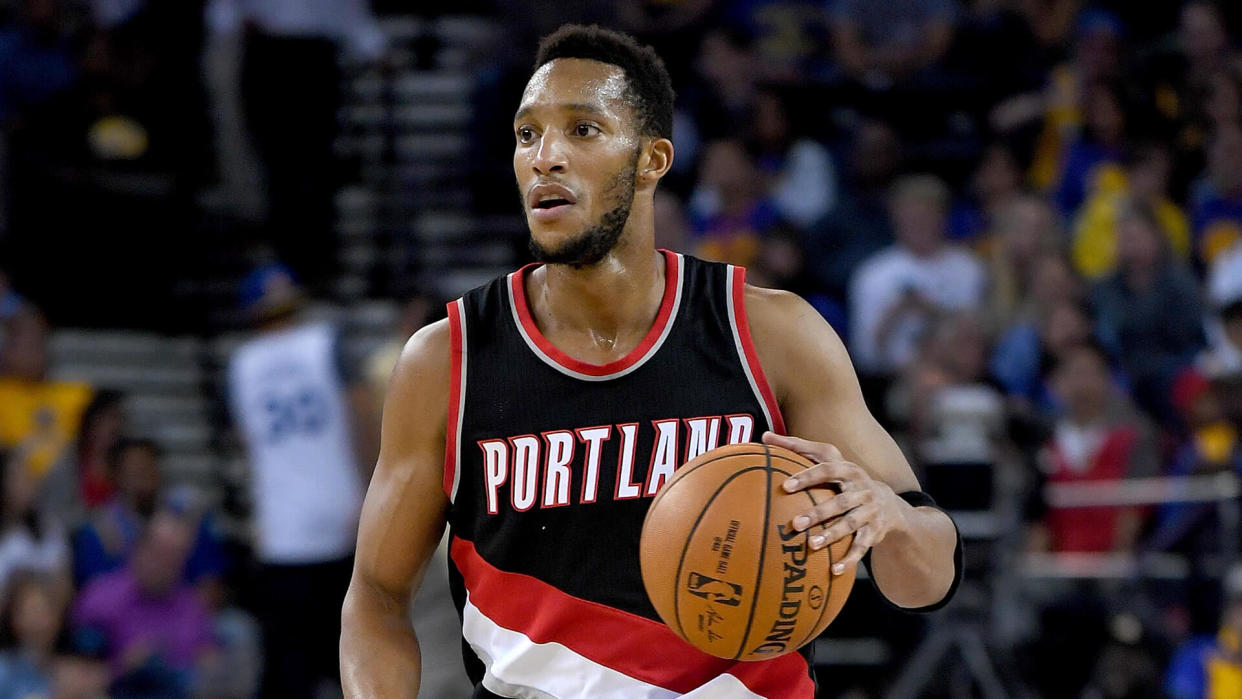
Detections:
[686, 572, 743, 606]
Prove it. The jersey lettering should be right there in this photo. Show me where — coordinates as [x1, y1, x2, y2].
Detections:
[614, 423, 642, 500]
[479, 440, 509, 515]
[541, 431, 575, 507]
[644, 419, 679, 496]
[575, 426, 611, 504]
[726, 414, 754, 444]
[509, 435, 540, 512]
[684, 416, 722, 462]
[479, 414, 755, 513]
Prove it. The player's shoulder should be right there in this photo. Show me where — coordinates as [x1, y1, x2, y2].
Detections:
[741, 283, 851, 386]
[393, 318, 452, 382]
[382, 319, 452, 408]
[742, 284, 830, 338]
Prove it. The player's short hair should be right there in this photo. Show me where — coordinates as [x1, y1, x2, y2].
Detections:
[534, 24, 675, 140]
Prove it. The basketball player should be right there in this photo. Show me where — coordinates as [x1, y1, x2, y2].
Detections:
[228, 264, 370, 697]
[341, 25, 961, 698]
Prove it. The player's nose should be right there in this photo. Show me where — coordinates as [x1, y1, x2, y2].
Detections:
[531, 132, 567, 174]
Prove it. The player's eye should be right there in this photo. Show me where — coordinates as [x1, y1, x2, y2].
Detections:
[574, 123, 599, 138]
[516, 126, 535, 143]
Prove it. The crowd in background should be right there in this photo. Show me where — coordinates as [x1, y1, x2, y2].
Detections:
[1, 0, 1242, 697]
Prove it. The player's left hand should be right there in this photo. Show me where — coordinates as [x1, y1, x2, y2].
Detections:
[761, 432, 909, 576]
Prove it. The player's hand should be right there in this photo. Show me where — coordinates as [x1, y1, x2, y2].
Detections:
[761, 432, 908, 576]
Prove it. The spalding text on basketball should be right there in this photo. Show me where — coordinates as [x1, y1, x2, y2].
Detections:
[749, 523, 808, 655]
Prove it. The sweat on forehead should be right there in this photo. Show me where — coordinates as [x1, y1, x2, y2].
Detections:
[517, 58, 634, 121]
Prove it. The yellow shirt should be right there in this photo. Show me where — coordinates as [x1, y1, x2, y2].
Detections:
[1209, 630, 1242, 699]
[0, 378, 93, 477]
[1072, 189, 1191, 279]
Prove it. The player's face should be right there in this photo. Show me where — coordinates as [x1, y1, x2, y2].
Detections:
[514, 58, 642, 266]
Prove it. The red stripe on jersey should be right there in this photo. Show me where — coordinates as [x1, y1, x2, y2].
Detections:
[444, 299, 465, 498]
[450, 536, 814, 698]
[729, 266, 786, 435]
[509, 249, 680, 377]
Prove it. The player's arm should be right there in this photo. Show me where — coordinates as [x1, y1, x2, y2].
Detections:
[340, 320, 452, 698]
[746, 286, 958, 610]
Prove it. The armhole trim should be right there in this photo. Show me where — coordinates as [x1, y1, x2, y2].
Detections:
[726, 266, 786, 436]
[444, 299, 467, 501]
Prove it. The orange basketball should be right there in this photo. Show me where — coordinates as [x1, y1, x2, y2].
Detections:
[639, 443, 856, 661]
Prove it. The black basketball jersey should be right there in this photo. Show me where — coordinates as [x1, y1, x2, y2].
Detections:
[443, 250, 815, 698]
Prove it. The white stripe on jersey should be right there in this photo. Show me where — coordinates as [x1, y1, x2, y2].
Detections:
[461, 594, 766, 699]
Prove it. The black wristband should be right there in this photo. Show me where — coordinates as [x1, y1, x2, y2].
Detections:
[860, 490, 963, 613]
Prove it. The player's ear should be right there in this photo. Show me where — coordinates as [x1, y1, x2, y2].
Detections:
[638, 138, 674, 186]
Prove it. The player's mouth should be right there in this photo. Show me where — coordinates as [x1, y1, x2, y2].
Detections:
[528, 183, 578, 222]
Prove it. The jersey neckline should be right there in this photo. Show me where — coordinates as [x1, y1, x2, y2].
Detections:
[507, 249, 684, 381]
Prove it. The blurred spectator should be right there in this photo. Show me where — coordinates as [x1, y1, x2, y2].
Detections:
[746, 226, 848, 329]
[948, 141, 1025, 243]
[1180, 2, 1236, 90]
[1166, 564, 1242, 699]
[72, 511, 217, 696]
[1080, 612, 1166, 699]
[1093, 201, 1205, 421]
[0, 271, 23, 321]
[226, 263, 367, 698]
[1054, 80, 1131, 217]
[827, 0, 958, 88]
[897, 313, 1008, 510]
[0, 570, 69, 698]
[745, 87, 837, 230]
[688, 139, 783, 267]
[1146, 372, 1241, 556]
[1146, 2, 1235, 171]
[40, 389, 124, 525]
[0, 0, 77, 126]
[1073, 145, 1191, 280]
[1199, 299, 1242, 380]
[0, 451, 69, 603]
[1032, 343, 1158, 553]
[985, 194, 1065, 325]
[993, 294, 1098, 410]
[0, 308, 93, 481]
[1208, 238, 1242, 313]
[1191, 124, 1242, 267]
[1014, 0, 1083, 51]
[803, 118, 901, 301]
[5, 1, 211, 330]
[1162, 1, 1237, 131]
[685, 27, 760, 144]
[714, 0, 830, 81]
[616, 0, 713, 88]
[207, 0, 386, 291]
[70, 438, 226, 595]
[996, 10, 1123, 189]
[848, 174, 987, 375]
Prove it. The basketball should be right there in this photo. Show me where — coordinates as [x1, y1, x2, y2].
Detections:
[639, 442, 856, 661]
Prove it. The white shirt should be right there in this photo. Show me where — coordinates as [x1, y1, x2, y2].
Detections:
[771, 139, 837, 229]
[228, 322, 363, 564]
[849, 244, 987, 373]
[207, 0, 386, 62]
[0, 524, 67, 594]
[1208, 242, 1242, 308]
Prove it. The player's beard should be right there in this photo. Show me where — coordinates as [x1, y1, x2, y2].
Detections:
[528, 153, 637, 268]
